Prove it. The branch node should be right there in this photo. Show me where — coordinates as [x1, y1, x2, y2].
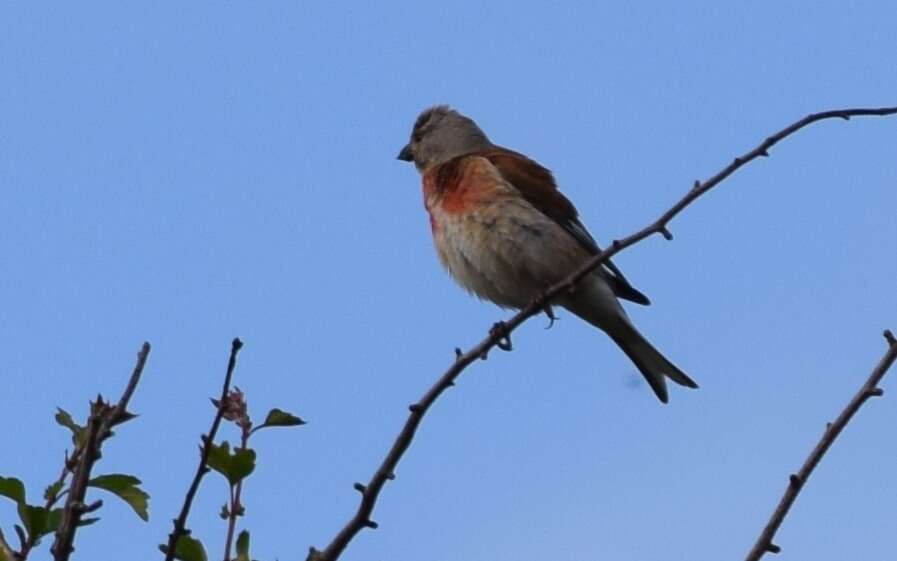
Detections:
[866, 387, 884, 398]
[408, 403, 422, 413]
[758, 149, 770, 157]
[788, 474, 802, 487]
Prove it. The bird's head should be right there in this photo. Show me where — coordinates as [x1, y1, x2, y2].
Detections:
[397, 105, 493, 171]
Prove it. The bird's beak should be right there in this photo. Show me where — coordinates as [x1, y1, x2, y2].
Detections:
[397, 144, 414, 162]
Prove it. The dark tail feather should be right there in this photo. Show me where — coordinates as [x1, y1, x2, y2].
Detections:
[607, 321, 698, 404]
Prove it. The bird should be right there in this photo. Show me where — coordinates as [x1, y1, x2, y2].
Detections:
[397, 105, 698, 403]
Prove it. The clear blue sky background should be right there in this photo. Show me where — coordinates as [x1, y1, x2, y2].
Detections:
[2, 3, 895, 561]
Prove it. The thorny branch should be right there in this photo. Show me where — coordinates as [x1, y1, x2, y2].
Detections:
[744, 330, 897, 561]
[50, 342, 151, 561]
[163, 338, 244, 561]
[306, 106, 897, 561]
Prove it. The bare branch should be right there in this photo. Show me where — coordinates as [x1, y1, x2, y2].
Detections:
[744, 330, 897, 560]
[50, 342, 151, 561]
[163, 338, 244, 561]
[306, 106, 897, 561]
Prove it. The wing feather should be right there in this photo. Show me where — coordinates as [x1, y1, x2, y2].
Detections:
[481, 148, 651, 306]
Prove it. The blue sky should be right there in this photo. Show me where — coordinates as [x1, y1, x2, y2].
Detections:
[2, 3, 895, 561]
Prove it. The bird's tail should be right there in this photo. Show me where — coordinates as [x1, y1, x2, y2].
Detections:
[605, 319, 698, 403]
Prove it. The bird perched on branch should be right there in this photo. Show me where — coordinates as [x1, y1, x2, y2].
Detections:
[397, 105, 698, 403]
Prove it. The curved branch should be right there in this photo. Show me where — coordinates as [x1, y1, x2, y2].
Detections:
[307, 105, 897, 561]
[744, 330, 897, 560]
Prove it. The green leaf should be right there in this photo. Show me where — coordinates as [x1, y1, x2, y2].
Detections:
[89, 474, 149, 521]
[78, 517, 100, 527]
[55, 408, 87, 445]
[258, 408, 305, 430]
[44, 480, 64, 501]
[159, 535, 207, 561]
[235, 530, 250, 561]
[16, 503, 59, 539]
[207, 442, 256, 486]
[46, 508, 63, 535]
[0, 476, 26, 504]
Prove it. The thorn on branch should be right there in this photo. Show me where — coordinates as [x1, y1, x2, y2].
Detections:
[692, 180, 701, 191]
[353, 483, 366, 494]
[408, 403, 422, 413]
[789, 474, 802, 487]
[386, 473, 395, 480]
[758, 149, 769, 157]
[884, 329, 896, 345]
[733, 157, 743, 165]
[659, 225, 673, 240]
[454, 347, 463, 360]
[765, 542, 781, 554]
[363, 519, 379, 529]
[866, 387, 884, 398]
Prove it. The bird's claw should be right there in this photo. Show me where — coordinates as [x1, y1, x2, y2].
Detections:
[490, 321, 513, 351]
[542, 304, 558, 329]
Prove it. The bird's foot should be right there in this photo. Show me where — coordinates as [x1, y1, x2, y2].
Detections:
[490, 321, 513, 352]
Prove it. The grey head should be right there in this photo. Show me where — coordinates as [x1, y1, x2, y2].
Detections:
[397, 105, 494, 171]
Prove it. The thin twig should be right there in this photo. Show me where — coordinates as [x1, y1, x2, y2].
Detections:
[306, 106, 897, 561]
[163, 338, 244, 561]
[744, 330, 897, 560]
[223, 426, 251, 561]
[50, 342, 151, 561]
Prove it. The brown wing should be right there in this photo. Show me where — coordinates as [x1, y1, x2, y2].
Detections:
[481, 147, 651, 306]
